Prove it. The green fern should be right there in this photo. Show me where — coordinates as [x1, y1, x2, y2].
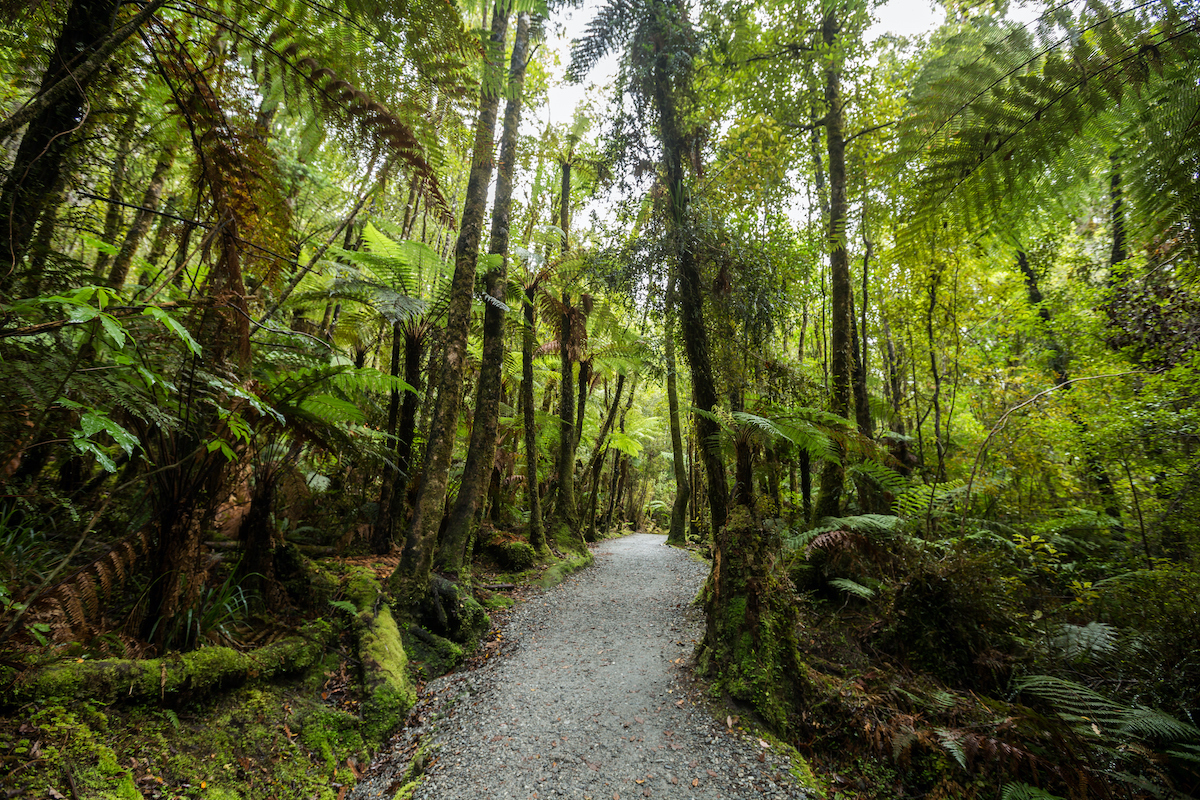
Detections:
[1000, 783, 1066, 800]
[1018, 674, 1200, 742]
[828, 577, 876, 599]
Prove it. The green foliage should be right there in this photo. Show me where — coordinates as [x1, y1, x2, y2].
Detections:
[1018, 674, 1200, 743]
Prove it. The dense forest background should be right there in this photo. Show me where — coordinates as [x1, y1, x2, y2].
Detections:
[2, 0, 1200, 795]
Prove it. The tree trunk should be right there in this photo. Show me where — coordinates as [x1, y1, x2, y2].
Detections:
[388, 3, 508, 617]
[523, 285, 546, 552]
[437, 12, 530, 574]
[653, 27, 728, 536]
[94, 112, 138, 277]
[815, 6, 852, 520]
[584, 373, 626, 540]
[0, 0, 121, 293]
[665, 271, 690, 545]
[108, 146, 177, 287]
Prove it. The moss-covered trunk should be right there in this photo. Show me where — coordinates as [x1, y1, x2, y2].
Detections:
[388, 2, 508, 612]
[698, 506, 808, 735]
[437, 11, 529, 575]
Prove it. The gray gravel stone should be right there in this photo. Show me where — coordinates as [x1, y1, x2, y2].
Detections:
[350, 533, 814, 800]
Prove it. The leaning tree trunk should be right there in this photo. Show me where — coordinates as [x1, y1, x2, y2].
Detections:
[584, 373, 626, 540]
[388, 3, 508, 615]
[108, 145, 177, 287]
[0, 0, 121, 293]
[436, 11, 531, 575]
[814, 6, 852, 520]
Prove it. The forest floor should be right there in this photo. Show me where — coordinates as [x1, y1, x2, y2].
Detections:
[349, 533, 819, 800]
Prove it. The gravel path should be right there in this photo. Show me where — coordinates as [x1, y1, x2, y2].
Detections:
[351, 533, 814, 800]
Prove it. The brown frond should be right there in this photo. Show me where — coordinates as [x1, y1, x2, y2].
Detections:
[77, 574, 99, 618]
[807, 529, 869, 556]
[96, 559, 114, 599]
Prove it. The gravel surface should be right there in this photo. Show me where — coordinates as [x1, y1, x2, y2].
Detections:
[350, 533, 814, 800]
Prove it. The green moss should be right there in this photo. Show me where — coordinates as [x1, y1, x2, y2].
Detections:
[342, 565, 384, 612]
[758, 731, 826, 794]
[535, 550, 594, 589]
[453, 595, 489, 647]
[17, 619, 332, 706]
[495, 540, 537, 570]
[391, 780, 419, 799]
[480, 593, 514, 609]
[549, 520, 587, 554]
[402, 626, 465, 679]
[360, 605, 416, 741]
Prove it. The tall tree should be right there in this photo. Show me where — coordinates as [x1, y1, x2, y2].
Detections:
[437, 10, 533, 575]
[389, 1, 509, 612]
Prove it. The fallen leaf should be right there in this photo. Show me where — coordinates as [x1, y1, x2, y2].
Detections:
[670, 776, 679, 785]
[707, 769, 718, 777]
[692, 778, 699, 787]
[636, 779, 644, 784]
[675, 700, 684, 706]
[757, 752, 766, 762]
[634, 716, 644, 724]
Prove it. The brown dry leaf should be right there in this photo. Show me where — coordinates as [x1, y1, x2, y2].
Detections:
[707, 769, 718, 777]
[346, 757, 360, 778]
[670, 776, 679, 785]
[675, 699, 684, 706]
[634, 716, 644, 724]
[691, 778, 699, 787]
[757, 752, 766, 762]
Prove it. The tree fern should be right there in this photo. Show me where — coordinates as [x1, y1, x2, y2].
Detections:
[897, 0, 1200, 258]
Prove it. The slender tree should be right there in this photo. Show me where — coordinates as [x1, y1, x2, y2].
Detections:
[437, 10, 532, 574]
[389, 2, 509, 613]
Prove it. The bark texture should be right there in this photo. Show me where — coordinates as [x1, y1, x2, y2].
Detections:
[389, 4, 508, 614]
[437, 11, 530, 574]
[815, 7, 851, 520]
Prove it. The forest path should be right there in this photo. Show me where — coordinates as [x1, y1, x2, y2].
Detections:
[350, 533, 813, 800]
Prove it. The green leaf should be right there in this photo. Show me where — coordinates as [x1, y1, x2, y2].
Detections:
[143, 307, 202, 356]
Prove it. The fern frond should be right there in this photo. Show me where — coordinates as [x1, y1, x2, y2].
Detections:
[828, 577, 876, 599]
[1001, 782, 1066, 800]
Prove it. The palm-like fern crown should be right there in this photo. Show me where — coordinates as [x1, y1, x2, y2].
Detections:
[897, 0, 1200, 258]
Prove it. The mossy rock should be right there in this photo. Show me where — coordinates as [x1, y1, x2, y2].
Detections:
[494, 540, 537, 571]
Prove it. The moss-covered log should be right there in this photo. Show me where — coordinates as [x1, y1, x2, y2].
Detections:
[11, 619, 333, 706]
